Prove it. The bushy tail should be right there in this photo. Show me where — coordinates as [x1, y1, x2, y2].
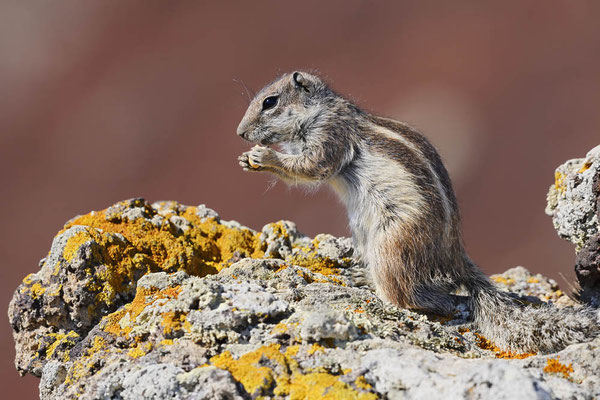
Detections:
[466, 273, 599, 354]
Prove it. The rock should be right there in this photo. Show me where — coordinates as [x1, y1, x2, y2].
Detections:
[546, 145, 600, 304]
[574, 233, 600, 307]
[9, 199, 600, 399]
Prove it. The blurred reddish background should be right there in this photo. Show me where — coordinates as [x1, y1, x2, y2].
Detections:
[2, 1, 599, 395]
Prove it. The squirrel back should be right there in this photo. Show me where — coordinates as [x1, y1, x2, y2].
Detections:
[237, 71, 599, 353]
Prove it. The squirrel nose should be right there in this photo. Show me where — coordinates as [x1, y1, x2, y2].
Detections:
[236, 124, 247, 138]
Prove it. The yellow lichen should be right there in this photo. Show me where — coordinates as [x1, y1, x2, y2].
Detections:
[20, 275, 50, 300]
[291, 253, 341, 278]
[62, 335, 110, 386]
[89, 336, 106, 353]
[490, 276, 515, 286]
[271, 322, 289, 335]
[526, 277, 540, 284]
[30, 283, 46, 299]
[554, 171, 566, 194]
[265, 221, 291, 243]
[285, 345, 300, 356]
[287, 372, 376, 400]
[46, 284, 62, 297]
[160, 339, 174, 346]
[23, 274, 34, 285]
[209, 344, 375, 399]
[307, 343, 326, 355]
[45, 331, 80, 361]
[282, 237, 347, 285]
[63, 231, 92, 262]
[354, 376, 372, 390]
[544, 356, 573, 379]
[210, 348, 275, 395]
[128, 342, 152, 359]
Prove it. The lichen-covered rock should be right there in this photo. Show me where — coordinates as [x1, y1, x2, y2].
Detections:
[546, 145, 600, 305]
[9, 199, 600, 399]
[9, 199, 265, 376]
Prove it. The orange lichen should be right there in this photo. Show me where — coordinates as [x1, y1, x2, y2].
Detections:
[209, 344, 375, 399]
[426, 313, 453, 324]
[494, 350, 537, 360]
[296, 270, 328, 285]
[578, 161, 592, 174]
[103, 285, 182, 337]
[544, 357, 573, 379]
[274, 264, 289, 273]
[472, 332, 536, 359]
[52, 200, 264, 309]
[161, 311, 191, 336]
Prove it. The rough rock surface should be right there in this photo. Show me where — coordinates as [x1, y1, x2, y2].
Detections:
[9, 199, 600, 399]
[546, 145, 600, 305]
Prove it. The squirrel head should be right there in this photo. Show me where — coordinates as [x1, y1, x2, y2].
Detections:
[236, 71, 329, 145]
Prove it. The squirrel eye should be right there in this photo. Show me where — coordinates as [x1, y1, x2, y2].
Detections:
[262, 96, 278, 111]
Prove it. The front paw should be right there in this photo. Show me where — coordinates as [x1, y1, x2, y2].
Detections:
[238, 146, 274, 171]
[238, 152, 255, 171]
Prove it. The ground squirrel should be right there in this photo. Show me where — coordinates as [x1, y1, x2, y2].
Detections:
[236, 71, 599, 353]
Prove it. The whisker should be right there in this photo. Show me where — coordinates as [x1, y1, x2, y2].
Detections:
[233, 77, 255, 104]
[264, 178, 278, 193]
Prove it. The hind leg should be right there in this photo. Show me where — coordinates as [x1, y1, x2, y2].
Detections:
[411, 283, 460, 315]
[371, 268, 458, 315]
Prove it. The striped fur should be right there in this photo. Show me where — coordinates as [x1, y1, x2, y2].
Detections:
[237, 71, 599, 353]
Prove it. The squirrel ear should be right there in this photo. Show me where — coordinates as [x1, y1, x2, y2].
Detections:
[293, 72, 310, 93]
